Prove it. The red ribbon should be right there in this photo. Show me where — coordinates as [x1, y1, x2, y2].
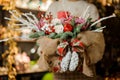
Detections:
[57, 41, 69, 56]
[71, 38, 84, 52]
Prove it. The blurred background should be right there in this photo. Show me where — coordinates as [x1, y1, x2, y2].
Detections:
[0, 0, 120, 80]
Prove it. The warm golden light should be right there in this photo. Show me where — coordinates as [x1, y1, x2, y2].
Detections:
[0, 0, 15, 10]
[97, 0, 107, 6]
[1, 1, 20, 80]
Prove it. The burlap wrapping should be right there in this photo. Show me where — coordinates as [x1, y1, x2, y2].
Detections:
[36, 31, 105, 77]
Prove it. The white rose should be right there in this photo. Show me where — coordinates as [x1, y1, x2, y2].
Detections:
[54, 24, 64, 34]
[51, 18, 61, 25]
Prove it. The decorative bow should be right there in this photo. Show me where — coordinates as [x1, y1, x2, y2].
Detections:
[52, 38, 85, 72]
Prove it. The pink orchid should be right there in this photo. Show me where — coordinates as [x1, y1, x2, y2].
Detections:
[75, 18, 85, 24]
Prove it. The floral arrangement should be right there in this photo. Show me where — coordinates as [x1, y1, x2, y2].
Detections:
[30, 11, 100, 39]
[4, 9, 115, 73]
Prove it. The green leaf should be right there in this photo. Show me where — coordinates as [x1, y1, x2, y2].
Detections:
[73, 27, 77, 38]
[65, 32, 73, 37]
[87, 18, 92, 22]
[60, 33, 68, 39]
[48, 33, 56, 39]
[60, 32, 73, 40]
[54, 33, 63, 38]
[29, 31, 45, 38]
[73, 32, 77, 38]
[86, 18, 92, 30]
[75, 24, 83, 33]
[70, 18, 75, 26]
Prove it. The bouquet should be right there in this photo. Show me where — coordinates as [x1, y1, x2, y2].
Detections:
[5, 10, 115, 76]
[30, 11, 102, 39]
